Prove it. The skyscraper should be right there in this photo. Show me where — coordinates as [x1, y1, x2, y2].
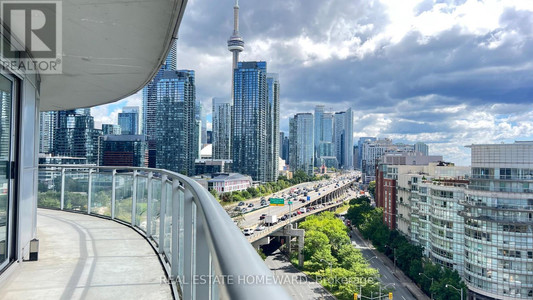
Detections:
[266, 73, 280, 182]
[118, 106, 139, 135]
[53, 109, 101, 164]
[143, 41, 177, 167]
[155, 70, 198, 175]
[334, 108, 354, 170]
[314, 105, 324, 156]
[289, 113, 314, 176]
[232, 61, 268, 182]
[39, 111, 56, 153]
[212, 97, 232, 160]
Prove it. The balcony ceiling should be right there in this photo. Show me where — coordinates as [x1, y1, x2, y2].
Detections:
[39, 0, 187, 111]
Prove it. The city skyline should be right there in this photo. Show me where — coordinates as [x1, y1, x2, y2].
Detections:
[90, 0, 533, 167]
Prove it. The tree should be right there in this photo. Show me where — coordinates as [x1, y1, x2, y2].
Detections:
[368, 181, 376, 198]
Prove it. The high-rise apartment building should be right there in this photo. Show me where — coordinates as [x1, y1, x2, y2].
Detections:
[102, 124, 121, 135]
[52, 109, 101, 164]
[281, 134, 290, 165]
[415, 142, 429, 156]
[314, 105, 324, 152]
[266, 73, 280, 182]
[289, 113, 314, 176]
[212, 97, 232, 160]
[334, 108, 354, 170]
[118, 106, 139, 135]
[232, 61, 268, 182]
[39, 111, 56, 153]
[463, 142, 533, 299]
[143, 41, 177, 167]
[155, 70, 198, 175]
[357, 137, 376, 170]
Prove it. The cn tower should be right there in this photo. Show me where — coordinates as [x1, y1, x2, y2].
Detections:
[228, 0, 244, 101]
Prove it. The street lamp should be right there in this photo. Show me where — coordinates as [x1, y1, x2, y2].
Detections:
[445, 284, 463, 300]
[319, 258, 333, 278]
[368, 256, 379, 263]
[419, 273, 434, 300]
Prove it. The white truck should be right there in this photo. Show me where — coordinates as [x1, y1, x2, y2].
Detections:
[264, 215, 278, 226]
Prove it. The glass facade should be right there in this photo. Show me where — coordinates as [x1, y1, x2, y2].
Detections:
[212, 98, 232, 160]
[232, 61, 268, 182]
[289, 113, 314, 175]
[266, 73, 280, 182]
[118, 106, 139, 135]
[52, 110, 101, 164]
[463, 143, 533, 299]
[155, 70, 198, 176]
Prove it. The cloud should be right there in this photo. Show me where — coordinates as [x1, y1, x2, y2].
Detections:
[90, 0, 533, 166]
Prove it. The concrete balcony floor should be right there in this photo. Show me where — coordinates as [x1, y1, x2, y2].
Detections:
[0, 209, 172, 300]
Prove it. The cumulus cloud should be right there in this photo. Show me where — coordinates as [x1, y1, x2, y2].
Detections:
[91, 0, 533, 165]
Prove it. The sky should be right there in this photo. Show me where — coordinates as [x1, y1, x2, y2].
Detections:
[91, 0, 533, 166]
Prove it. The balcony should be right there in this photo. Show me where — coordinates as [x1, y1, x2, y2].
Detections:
[32, 165, 290, 300]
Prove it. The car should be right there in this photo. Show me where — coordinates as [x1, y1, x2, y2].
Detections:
[240, 207, 247, 213]
[238, 201, 245, 206]
[255, 225, 265, 231]
[248, 203, 254, 208]
[280, 215, 287, 221]
[297, 211, 301, 215]
[243, 228, 254, 236]
[259, 214, 267, 220]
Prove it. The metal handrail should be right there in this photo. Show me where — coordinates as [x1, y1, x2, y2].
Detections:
[38, 164, 291, 300]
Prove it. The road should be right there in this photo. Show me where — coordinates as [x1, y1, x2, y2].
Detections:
[265, 250, 336, 300]
[238, 175, 358, 229]
[350, 228, 417, 300]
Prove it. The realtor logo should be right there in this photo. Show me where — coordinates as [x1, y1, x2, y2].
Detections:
[1, 1, 62, 74]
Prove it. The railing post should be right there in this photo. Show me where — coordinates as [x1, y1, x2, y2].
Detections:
[159, 174, 168, 253]
[171, 181, 182, 280]
[147, 172, 153, 238]
[131, 170, 138, 226]
[60, 168, 65, 210]
[87, 168, 93, 214]
[111, 169, 117, 219]
[183, 188, 196, 300]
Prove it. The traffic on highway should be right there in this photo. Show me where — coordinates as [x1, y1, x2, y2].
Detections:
[233, 172, 361, 235]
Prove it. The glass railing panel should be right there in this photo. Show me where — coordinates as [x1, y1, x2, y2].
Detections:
[136, 175, 148, 231]
[37, 169, 61, 209]
[64, 170, 88, 212]
[115, 173, 133, 223]
[90, 172, 112, 216]
[151, 178, 161, 242]
[164, 180, 172, 260]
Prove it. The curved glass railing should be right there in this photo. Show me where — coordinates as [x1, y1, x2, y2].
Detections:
[38, 164, 291, 300]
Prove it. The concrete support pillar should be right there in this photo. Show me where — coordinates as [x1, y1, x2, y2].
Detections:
[298, 234, 304, 268]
